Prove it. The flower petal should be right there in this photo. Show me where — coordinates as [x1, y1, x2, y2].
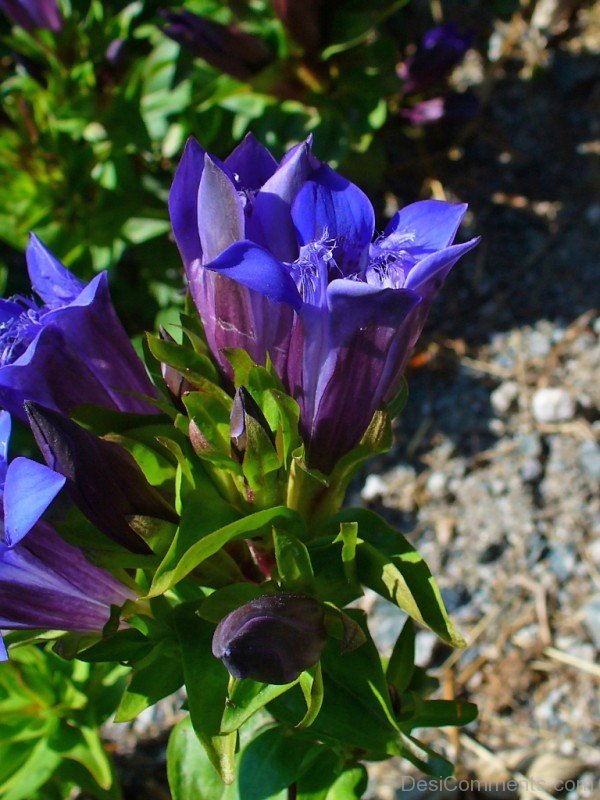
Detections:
[224, 133, 278, 191]
[197, 155, 245, 262]
[205, 241, 302, 310]
[0, 410, 11, 476]
[405, 236, 480, 299]
[327, 279, 420, 348]
[168, 137, 206, 269]
[26, 234, 84, 308]
[384, 200, 468, 254]
[247, 140, 314, 261]
[292, 164, 375, 274]
[3, 457, 65, 546]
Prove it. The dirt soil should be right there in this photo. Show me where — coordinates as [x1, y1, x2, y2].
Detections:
[366, 1, 600, 797]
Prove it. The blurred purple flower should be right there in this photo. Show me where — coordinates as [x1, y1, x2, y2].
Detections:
[0, 0, 62, 31]
[173, 136, 480, 472]
[401, 90, 479, 126]
[398, 23, 474, 95]
[0, 411, 134, 660]
[212, 593, 327, 684]
[161, 9, 271, 81]
[0, 235, 158, 421]
[169, 134, 314, 378]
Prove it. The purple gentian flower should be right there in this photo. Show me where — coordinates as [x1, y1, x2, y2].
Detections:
[0, 0, 62, 31]
[0, 411, 135, 660]
[0, 235, 158, 421]
[175, 138, 480, 472]
[212, 593, 327, 684]
[398, 23, 474, 95]
[169, 134, 315, 378]
[160, 9, 271, 81]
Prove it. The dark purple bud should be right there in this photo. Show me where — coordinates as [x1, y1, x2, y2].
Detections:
[271, 0, 323, 53]
[398, 23, 474, 94]
[160, 9, 271, 81]
[0, 0, 62, 31]
[230, 386, 275, 462]
[212, 593, 327, 684]
[25, 402, 177, 554]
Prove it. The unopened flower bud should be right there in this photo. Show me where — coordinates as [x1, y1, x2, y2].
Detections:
[229, 386, 274, 462]
[212, 593, 327, 684]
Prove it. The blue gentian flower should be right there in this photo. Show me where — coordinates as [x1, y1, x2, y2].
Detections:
[170, 138, 479, 472]
[0, 0, 62, 31]
[169, 134, 312, 378]
[0, 235, 158, 421]
[0, 411, 135, 660]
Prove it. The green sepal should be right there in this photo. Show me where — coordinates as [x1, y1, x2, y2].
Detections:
[273, 528, 314, 592]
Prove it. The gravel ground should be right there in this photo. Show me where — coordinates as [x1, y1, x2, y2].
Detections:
[365, 2, 600, 796]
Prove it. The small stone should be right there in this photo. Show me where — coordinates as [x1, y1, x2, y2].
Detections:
[441, 585, 471, 614]
[579, 440, 600, 481]
[414, 630, 437, 667]
[426, 471, 448, 499]
[532, 387, 576, 423]
[521, 458, 543, 482]
[518, 432, 543, 458]
[547, 543, 577, 582]
[490, 380, 519, 415]
[361, 474, 387, 502]
[581, 595, 600, 648]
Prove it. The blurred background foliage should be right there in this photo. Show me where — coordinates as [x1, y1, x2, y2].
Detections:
[0, 0, 489, 334]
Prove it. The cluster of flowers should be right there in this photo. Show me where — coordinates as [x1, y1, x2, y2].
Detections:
[0, 134, 477, 681]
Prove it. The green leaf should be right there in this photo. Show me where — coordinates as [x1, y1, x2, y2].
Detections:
[147, 333, 221, 388]
[167, 717, 235, 800]
[296, 663, 324, 729]
[78, 629, 153, 665]
[172, 607, 236, 784]
[402, 699, 478, 730]
[238, 726, 322, 800]
[146, 506, 305, 598]
[330, 508, 466, 648]
[197, 584, 266, 624]
[0, 733, 62, 800]
[273, 529, 314, 593]
[221, 680, 298, 735]
[270, 615, 399, 757]
[114, 640, 183, 723]
[386, 618, 415, 694]
[53, 723, 114, 790]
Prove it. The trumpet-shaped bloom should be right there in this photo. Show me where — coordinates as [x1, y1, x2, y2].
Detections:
[212, 593, 327, 684]
[169, 134, 314, 378]
[0, 411, 134, 660]
[173, 136, 480, 472]
[0, 235, 158, 421]
[0, 0, 62, 31]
